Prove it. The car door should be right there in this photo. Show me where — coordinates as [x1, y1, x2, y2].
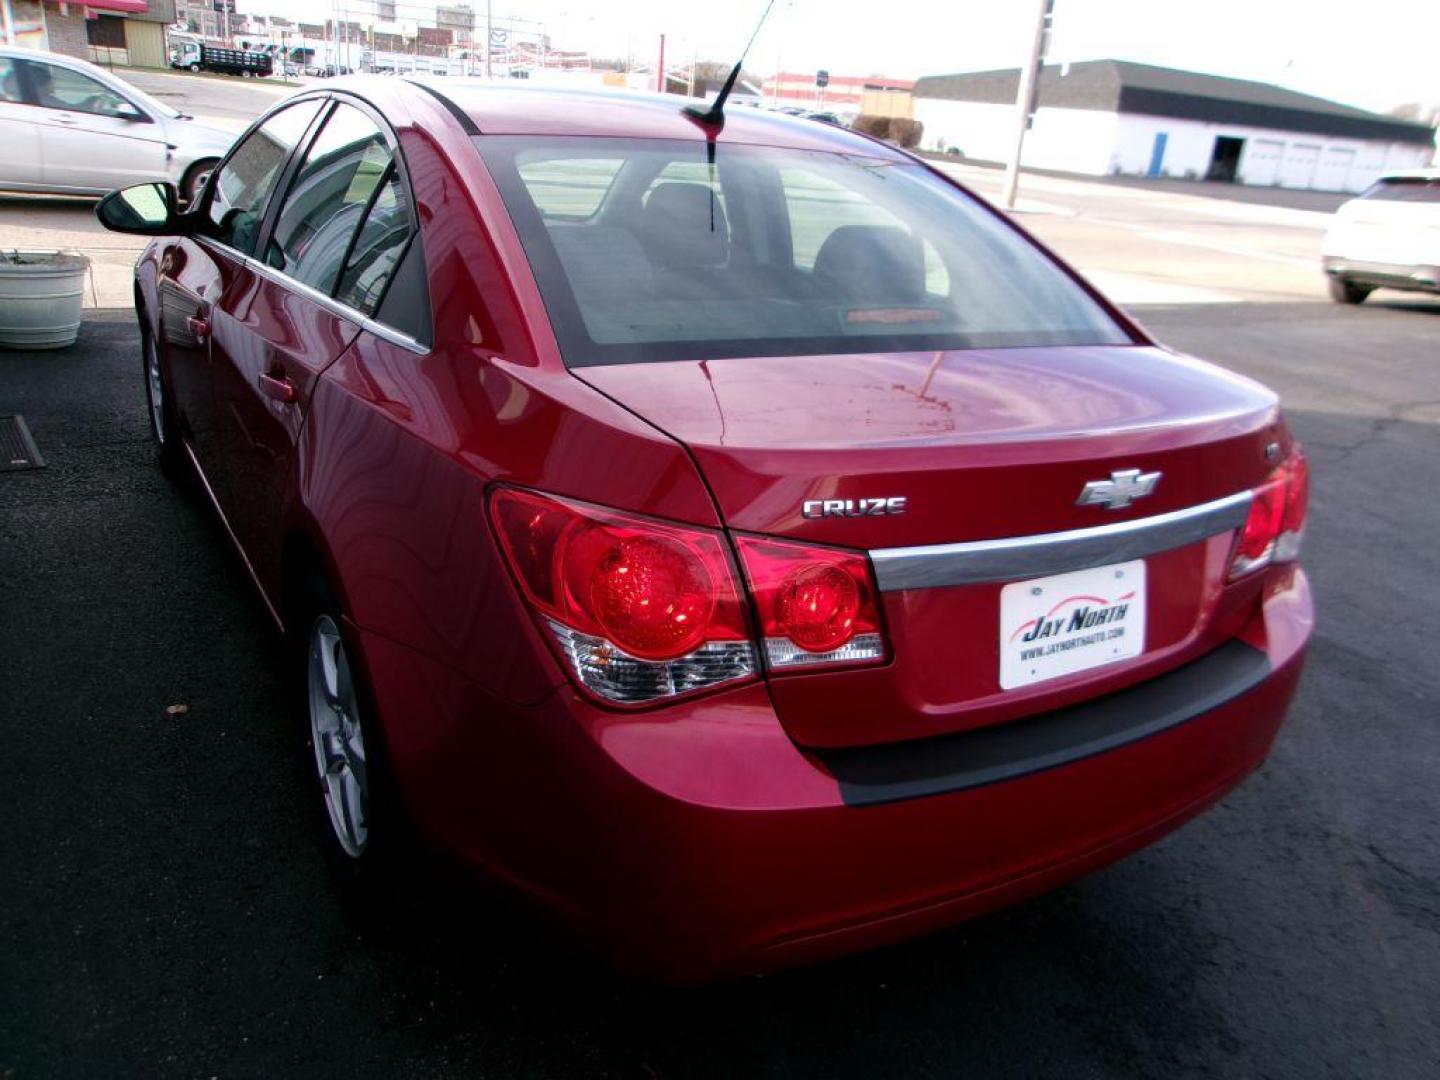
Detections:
[155, 98, 326, 471]
[14, 57, 167, 194]
[0, 55, 44, 189]
[207, 100, 423, 593]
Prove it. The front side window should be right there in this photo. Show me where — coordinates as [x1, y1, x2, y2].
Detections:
[205, 98, 325, 254]
[478, 136, 1131, 367]
[17, 59, 132, 118]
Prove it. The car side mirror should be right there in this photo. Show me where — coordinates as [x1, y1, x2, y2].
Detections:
[113, 102, 148, 123]
[95, 182, 183, 235]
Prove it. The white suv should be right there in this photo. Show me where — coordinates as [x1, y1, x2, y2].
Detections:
[0, 47, 236, 203]
[1322, 168, 1440, 304]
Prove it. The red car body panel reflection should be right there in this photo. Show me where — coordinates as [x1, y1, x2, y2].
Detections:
[128, 80, 1313, 980]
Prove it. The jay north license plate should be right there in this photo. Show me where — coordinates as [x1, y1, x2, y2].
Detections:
[999, 561, 1146, 690]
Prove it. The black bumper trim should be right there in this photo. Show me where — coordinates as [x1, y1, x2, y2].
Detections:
[816, 640, 1271, 807]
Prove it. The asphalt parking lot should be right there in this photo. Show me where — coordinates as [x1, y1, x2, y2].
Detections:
[2, 290, 1438, 1077]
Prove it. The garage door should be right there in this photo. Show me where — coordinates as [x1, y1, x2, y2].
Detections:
[1311, 147, 1355, 192]
[1243, 139, 1283, 185]
[1279, 143, 1321, 189]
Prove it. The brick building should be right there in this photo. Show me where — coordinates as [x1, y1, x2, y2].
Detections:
[5, 0, 175, 67]
[760, 71, 914, 116]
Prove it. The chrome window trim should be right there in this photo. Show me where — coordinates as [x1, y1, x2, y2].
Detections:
[245, 252, 431, 355]
[869, 490, 1253, 592]
[192, 235, 430, 356]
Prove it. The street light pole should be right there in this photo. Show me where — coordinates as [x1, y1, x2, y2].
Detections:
[485, 0, 492, 79]
[1001, 0, 1051, 210]
[1, 0, 16, 47]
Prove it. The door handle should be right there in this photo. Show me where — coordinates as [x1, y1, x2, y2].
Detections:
[49, 114, 78, 126]
[258, 371, 298, 404]
[186, 315, 210, 340]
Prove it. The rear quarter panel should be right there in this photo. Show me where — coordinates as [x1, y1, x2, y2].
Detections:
[296, 87, 722, 709]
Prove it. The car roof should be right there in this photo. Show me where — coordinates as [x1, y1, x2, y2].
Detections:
[403, 80, 906, 157]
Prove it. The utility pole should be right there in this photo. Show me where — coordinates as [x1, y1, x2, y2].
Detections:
[656, 32, 665, 94]
[485, 0, 492, 79]
[1001, 0, 1053, 210]
[1, 0, 15, 47]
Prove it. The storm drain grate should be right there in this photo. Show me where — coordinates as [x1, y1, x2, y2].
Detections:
[1, 415, 45, 471]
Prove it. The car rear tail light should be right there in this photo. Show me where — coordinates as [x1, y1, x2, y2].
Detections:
[734, 536, 887, 670]
[1274, 446, 1308, 562]
[1230, 447, 1308, 578]
[489, 488, 754, 704]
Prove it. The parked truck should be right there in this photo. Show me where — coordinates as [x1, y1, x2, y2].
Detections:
[170, 39, 273, 78]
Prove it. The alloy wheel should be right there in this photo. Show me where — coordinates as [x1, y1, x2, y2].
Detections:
[308, 615, 369, 858]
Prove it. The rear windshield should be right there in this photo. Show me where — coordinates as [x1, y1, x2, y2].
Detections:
[1360, 177, 1440, 202]
[477, 136, 1131, 367]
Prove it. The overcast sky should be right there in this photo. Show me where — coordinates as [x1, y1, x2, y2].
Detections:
[281, 0, 1440, 113]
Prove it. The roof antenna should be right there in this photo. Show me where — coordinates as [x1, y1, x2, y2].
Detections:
[682, 0, 777, 128]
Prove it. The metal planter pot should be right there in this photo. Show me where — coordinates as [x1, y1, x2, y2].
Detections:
[0, 251, 91, 351]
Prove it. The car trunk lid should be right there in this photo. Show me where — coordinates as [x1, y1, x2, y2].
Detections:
[576, 345, 1283, 748]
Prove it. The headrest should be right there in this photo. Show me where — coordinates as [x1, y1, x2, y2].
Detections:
[639, 182, 730, 269]
[812, 225, 925, 304]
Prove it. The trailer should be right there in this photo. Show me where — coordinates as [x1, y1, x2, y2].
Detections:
[171, 40, 274, 78]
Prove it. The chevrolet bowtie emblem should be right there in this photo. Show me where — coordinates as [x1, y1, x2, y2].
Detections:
[1076, 469, 1161, 511]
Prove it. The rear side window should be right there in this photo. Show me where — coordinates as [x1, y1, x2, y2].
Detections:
[206, 99, 325, 254]
[334, 169, 409, 315]
[264, 100, 427, 341]
[1361, 177, 1440, 202]
[479, 136, 1130, 367]
[267, 103, 394, 295]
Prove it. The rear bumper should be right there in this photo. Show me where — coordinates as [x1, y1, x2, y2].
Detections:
[362, 567, 1312, 981]
[1323, 256, 1440, 292]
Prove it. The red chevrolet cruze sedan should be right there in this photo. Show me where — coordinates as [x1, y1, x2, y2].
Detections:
[97, 80, 1312, 980]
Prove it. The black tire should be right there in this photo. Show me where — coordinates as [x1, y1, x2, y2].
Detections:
[139, 317, 185, 477]
[180, 158, 218, 207]
[294, 572, 403, 884]
[188, 62, 201, 73]
[1328, 276, 1372, 305]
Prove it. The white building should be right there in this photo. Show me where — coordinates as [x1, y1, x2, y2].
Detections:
[914, 60, 1436, 194]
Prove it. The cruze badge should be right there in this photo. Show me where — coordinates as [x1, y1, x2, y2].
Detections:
[1076, 468, 1161, 511]
[803, 497, 908, 519]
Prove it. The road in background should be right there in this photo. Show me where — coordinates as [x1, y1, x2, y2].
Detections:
[120, 67, 297, 132]
[936, 160, 1334, 305]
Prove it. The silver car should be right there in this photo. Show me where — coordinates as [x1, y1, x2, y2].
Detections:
[0, 47, 235, 204]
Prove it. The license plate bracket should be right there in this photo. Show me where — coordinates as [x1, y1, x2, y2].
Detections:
[999, 560, 1147, 690]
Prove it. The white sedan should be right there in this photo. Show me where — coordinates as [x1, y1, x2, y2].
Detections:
[0, 47, 236, 204]
[1322, 168, 1440, 304]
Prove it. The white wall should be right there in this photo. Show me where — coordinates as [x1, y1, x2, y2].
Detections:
[914, 99, 1434, 193]
[1112, 113, 1433, 193]
[913, 100, 1118, 175]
